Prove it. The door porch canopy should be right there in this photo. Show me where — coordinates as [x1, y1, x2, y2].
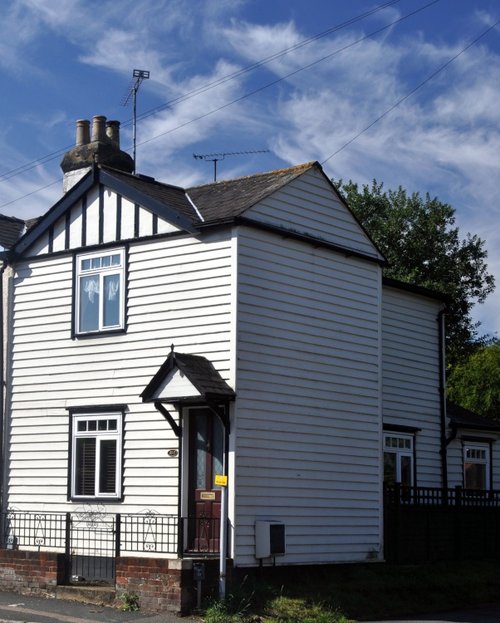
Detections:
[140, 348, 235, 435]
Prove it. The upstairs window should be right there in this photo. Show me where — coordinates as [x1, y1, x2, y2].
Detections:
[71, 413, 122, 499]
[76, 249, 125, 334]
[463, 443, 490, 490]
[384, 433, 414, 487]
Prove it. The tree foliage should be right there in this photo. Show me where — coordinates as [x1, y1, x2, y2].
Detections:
[447, 341, 500, 419]
[337, 180, 495, 365]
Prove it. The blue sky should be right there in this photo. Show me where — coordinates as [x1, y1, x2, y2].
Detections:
[0, 0, 499, 338]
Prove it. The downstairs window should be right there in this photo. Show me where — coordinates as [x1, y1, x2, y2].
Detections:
[71, 412, 123, 500]
[463, 442, 490, 490]
[384, 433, 414, 487]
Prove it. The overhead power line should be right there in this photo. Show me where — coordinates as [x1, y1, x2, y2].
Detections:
[321, 16, 500, 165]
[130, 0, 405, 127]
[135, 0, 441, 148]
[0, 0, 449, 209]
[0, 0, 404, 186]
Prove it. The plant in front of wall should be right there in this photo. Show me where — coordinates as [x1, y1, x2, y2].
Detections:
[119, 591, 140, 611]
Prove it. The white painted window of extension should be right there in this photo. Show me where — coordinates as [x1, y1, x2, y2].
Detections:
[463, 442, 490, 490]
[71, 414, 122, 499]
[383, 433, 414, 487]
[76, 249, 125, 334]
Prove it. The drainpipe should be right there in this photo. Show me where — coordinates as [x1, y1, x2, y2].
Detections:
[438, 309, 448, 489]
[219, 413, 230, 601]
[0, 261, 6, 517]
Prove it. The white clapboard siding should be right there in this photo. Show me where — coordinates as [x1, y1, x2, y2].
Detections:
[245, 167, 382, 260]
[7, 231, 233, 514]
[382, 285, 443, 487]
[234, 226, 382, 566]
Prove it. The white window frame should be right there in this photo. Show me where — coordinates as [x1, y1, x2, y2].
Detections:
[75, 248, 125, 335]
[384, 432, 414, 486]
[71, 413, 122, 500]
[463, 442, 490, 490]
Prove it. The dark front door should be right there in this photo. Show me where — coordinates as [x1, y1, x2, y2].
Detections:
[187, 407, 224, 552]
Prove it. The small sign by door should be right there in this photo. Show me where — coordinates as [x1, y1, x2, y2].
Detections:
[214, 474, 228, 487]
[200, 491, 216, 500]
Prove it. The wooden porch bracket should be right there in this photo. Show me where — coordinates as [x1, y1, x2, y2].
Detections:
[154, 401, 181, 437]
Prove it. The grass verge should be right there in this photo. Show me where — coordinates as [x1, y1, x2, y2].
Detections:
[203, 560, 500, 622]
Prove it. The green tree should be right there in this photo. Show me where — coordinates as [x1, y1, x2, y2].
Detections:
[337, 180, 495, 365]
[447, 341, 500, 419]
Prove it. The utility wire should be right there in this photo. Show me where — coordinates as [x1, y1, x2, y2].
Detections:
[130, 0, 405, 126]
[0, 0, 443, 209]
[0, 0, 403, 185]
[0, 179, 61, 210]
[321, 17, 500, 165]
[137, 0, 441, 148]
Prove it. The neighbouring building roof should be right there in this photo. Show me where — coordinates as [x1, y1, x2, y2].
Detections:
[383, 277, 449, 304]
[447, 401, 500, 432]
[0, 214, 25, 249]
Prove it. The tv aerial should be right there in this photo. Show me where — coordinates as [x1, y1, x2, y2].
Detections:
[193, 149, 269, 181]
[122, 69, 150, 173]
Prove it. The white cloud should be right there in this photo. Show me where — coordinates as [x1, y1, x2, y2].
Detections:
[0, 0, 498, 333]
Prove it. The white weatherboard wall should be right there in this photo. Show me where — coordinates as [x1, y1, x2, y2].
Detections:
[382, 286, 443, 487]
[6, 229, 234, 517]
[247, 167, 383, 261]
[234, 226, 382, 566]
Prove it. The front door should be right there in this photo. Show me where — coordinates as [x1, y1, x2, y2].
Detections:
[187, 407, 224, 552]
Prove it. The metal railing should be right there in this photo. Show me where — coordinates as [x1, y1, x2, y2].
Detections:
[1, 510, 180, 555]
[0, 511, 223, 555]
[384, 483, 500, 507]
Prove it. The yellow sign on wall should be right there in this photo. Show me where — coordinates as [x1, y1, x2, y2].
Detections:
[214, 474, 228, 487]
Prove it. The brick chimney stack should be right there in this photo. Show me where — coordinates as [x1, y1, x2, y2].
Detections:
[60, 115, 134, 192]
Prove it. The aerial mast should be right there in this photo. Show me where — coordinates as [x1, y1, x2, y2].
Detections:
[122, 69, 150, 173]
[193, 149, 269, 181]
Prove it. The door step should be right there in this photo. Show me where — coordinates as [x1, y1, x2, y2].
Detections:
[55, 585, 116, 607]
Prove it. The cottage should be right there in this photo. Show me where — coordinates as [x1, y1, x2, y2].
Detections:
[0, 115, 497, 611]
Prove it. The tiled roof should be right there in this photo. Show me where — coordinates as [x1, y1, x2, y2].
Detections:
[102, 167, 201, 226]
[187, 162, 318, 223]
[447, 401, 500, 431]
[173, 353, 235, 398]
[0, 214, 25, 248]
[141, 350, 235, 403]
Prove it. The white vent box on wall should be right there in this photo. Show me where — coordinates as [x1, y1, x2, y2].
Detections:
[255, 520, 286, 559]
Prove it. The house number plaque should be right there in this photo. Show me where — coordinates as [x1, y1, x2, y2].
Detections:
[167, 449, 178, 457]
[200, 491, 216, 500]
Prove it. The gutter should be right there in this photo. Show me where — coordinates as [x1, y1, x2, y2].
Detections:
[438, 309, 448, 488]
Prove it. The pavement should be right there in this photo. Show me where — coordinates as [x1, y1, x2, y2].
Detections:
[365, 602, 500, 623]
[0, 590, 499, 623]
[0, 590, 199, 623]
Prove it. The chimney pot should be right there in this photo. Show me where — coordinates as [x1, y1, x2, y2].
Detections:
[91, 115, 107, 142]
[75, 119, 90, 147]
[106, 120, 120, 147]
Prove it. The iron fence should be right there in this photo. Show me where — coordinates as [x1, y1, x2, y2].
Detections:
[1, 510, 180, 555]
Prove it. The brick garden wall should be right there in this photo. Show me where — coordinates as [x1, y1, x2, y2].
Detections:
[0, 550, 221, 614]
[0, 550, 63, 595]
[115, 556, 207, 614]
